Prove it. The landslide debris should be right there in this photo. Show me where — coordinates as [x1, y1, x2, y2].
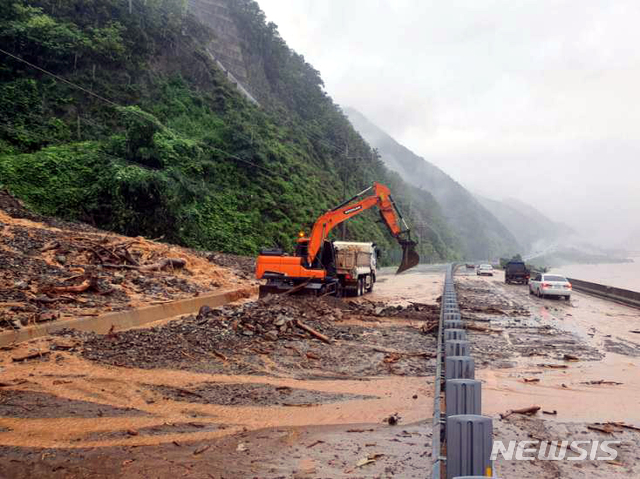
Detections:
[56, 295, 439, 377]
[0, 191, 251, 331]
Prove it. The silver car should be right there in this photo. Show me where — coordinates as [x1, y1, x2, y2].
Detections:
[476, 264, 494, 276]
[529, 273, 572, 300]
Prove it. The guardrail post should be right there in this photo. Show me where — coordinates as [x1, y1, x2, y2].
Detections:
[444, 319, 464, 329]
[445, 379, 481, 416]
[445, 339, 470, 357]
[446, 414, 493, 479]
[444, 328, 467, 341]
[445, 356, 475, 380]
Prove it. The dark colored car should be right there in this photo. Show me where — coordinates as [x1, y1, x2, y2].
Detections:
[505, 261, 530, 284]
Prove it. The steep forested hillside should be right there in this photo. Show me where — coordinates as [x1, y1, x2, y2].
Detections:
[345, 107, 520, 260]
[0, 0, 461, 262]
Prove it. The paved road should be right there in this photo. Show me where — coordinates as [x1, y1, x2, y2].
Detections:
[456, 269, 640, 478]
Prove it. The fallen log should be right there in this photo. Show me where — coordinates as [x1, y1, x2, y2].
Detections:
[101, 258, 186, 272]
[282, 280, 311, 296]
[293, 319, 331, 344]
[563, 353, 579, 361]
[420, 323, 438, 334]
[139, 258, 186, 272]
[466, 323, 502, 333]
[608, 422, 640, 432]
[587, 424, 616, 435]
[41, 241, 61, 252]
[193, 444, 210, 455]
[581, 380, 623, 386]
[12, 350, 50, 362]
[47, 279, 92, 294]
[500, 405, 541, 420]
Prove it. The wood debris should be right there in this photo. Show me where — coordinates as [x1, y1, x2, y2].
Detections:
[500, 405, 541, 420]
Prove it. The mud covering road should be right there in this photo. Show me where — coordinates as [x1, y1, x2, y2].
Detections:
[456, 268, 640, 478]
[0, 265, 444, 478]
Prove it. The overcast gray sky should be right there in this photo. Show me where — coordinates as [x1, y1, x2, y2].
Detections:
[258, 0, 639, 248]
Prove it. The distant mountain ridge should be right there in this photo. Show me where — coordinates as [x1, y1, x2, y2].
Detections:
[476, 196, 574, 252]
[345, 107, 521, 260]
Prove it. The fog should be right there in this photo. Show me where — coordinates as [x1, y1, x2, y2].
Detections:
[258, 0, 640, 249]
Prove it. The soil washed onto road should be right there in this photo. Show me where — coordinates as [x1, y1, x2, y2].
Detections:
[0, 265, 443, 478]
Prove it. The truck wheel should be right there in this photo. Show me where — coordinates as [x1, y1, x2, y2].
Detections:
[359, 277, 365, 296]
[366, 275, 374, 293]
[334, 283, 343, 298]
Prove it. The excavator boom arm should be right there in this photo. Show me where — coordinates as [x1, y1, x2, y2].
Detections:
[305, 183, 418, 273]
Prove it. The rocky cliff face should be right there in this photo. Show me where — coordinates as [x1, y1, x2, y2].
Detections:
[187, 0, 258, 104]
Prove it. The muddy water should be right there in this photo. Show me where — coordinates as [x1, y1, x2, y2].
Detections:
[468, 272, 640, 423]
[368, 264, 445, 306]
[0, 345, 433, 449]
[480, 353, 640, 422]
[551, 257, 640, 292]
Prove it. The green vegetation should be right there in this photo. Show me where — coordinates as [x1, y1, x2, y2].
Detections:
[0, 0, 462, 262]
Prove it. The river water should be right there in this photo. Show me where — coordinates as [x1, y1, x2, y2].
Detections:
[551, 257, 640, 292]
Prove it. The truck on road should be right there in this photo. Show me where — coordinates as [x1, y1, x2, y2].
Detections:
[505, 261, 530, 284]
[334, 241, 377, 296]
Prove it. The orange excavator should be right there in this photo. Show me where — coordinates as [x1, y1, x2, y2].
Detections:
[255, 182, 420, 297]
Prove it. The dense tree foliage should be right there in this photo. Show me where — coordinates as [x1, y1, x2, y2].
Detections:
[0, 0, 462, 262]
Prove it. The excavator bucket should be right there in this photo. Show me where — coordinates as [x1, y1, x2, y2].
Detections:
[396, 240, 420, 274]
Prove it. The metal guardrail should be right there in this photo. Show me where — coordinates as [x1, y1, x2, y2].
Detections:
[431, 265, 448, 477]
[434, 264, 494, 479]
[569, 277, 640, 309]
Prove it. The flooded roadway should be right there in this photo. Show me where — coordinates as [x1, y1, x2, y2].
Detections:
[457, 269, 640, 478]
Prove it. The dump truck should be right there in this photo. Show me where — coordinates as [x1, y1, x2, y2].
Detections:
[333, 241, 377, 296]
[255, 182, 419, 297]
[505, 261, 530, 284]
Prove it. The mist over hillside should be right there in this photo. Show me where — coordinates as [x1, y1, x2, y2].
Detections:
[344, 107, 520, 260]
[476, 196, 573, 253]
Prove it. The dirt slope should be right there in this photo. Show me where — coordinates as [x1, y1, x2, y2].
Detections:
[0, 191, 254, 331]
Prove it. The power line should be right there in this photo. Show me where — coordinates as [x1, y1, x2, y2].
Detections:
[0, 47, 275, 175]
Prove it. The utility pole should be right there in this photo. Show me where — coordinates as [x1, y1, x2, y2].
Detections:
[340, 144, 371, 240]
[341, 143, 349, 240]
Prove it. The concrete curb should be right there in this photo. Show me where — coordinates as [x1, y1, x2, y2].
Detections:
[0, 287, 256, 347]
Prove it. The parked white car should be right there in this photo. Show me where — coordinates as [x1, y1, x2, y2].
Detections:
[477, 264, 494, 276]
[529, 273, 572, 300]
